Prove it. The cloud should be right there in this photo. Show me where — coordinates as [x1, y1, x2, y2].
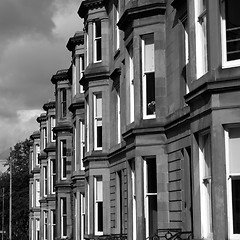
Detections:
[0, 0, 83, 152]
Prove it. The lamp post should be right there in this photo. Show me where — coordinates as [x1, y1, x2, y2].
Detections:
[9, 148, 12, 240]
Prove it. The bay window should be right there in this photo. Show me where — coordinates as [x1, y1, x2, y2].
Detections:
[141, 34, 155, 119]
[199, 132, 212, 239]
[144, 158, 157, 238]
[60, 140, 67, 180]
[222, 0, 240, 67]
[61, 198, 67, 238]
[94, 93, 102, 150]
[94, 20, 102, 62]
[195, 0, 208, 78]
[225, 127, 240, 239]
[94, 176, 103, 235]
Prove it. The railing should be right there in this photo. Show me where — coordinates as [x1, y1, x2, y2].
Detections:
[147, 229, 192, 240]
[85, 234, 127, 240]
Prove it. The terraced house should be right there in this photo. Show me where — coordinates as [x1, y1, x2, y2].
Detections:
[29, 0, 240, 240]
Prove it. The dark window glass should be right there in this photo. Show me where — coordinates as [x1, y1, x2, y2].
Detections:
[147, 158, 157, 193]
[232, 178, 240, 233]
[146, 72, 155, 115]
[226, 0, 240, 61]
[97, 126, 102, 148]
[97, 202, 103, 232]
[96, 39, 102, 61]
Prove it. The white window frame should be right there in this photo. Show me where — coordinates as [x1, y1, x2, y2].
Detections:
[74, 193, 80, 240]
[50, 116, 55, 142]
[43, 166, 48, 197]
[114, 0, 120, 51]
[43, 127, 47, 149]
[115, 171, 122, 232]
[50, 210, 56, 240]
[94, 176, 103, 235]
[130, 160, 136, 240]
[35, 144, 40, 166]
[117, 89, 121, 144]
[50, 159, 56, 194]
[94, 93, 103, 150]
[199, 132, 212, 239]
[31, 182, 34, 208]
[35, 179, 40, 207]
[86, 96, 90, 152]
[79, 55, 84, 93]
[143, 158, 157, 239]
[31, 150, 34, 170]
[36, 218, 40, 240]
[43, 210, 48, 240]
[31, 219, 34, 240]
[74, 123, 77, 172]
[221, 1, 240, 68]
[195, 0, 208, 78]
[93, 20, 102, 63]
[60, 140, 67, 180]
[80, 193, 85, 240]
[72, 60, 77, 96]
[61, 198, 67, 238]
[87, 178, 90, 235]
[141, 34, 156, 119]
[128, 44, 134, 123]
[60, 88, 67, 118]
[225, 127, 240, 239]
[80, 121, 85, 170]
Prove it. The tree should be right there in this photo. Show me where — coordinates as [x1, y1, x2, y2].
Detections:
[0, 139, 30, 240]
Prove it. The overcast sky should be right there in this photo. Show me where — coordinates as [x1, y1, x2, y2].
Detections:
[0, 0, 83, 154]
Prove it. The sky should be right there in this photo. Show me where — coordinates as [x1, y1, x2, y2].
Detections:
[0, 0, 83, 155]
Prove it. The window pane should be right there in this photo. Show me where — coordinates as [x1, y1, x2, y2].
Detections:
[146, 72, 155, 115]
[229, 128, 240, 174]
[96, 39, 102, 61]
[148, 195, 157, 237]
[97, 202, 103, 232]
[226, 0, 240, 61]
[232, 178, 240, 233]
[147, 158, 157, 193]
[96, 177, 103, 201]
[95, 21, 101, 38]
[96, 94, 102, 117]
[144, 35, 154, 72]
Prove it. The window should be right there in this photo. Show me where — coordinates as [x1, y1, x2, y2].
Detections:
[43, 166, 48, 197]
[61, 198, 67, 238]
[87, 178, 90, 235]
[195, 0, 208, 78]
[60, 89, 67, 118]
[144, 158, 157, 238]
[225, 127, 240, 239]
[94, 93, 102, 150]
[80, 121, 85, 169]
[116, 89, 121, 144]
[36, 179, 40, 207]
[74, 123, 77, 171]
[142, 34, 155, 119]
[30, 150, 33, 170]
[31, 219, 34, 240]
[80, 193, 85, 240]
[130, 160, 136, 240]
[36, 218, 40, 240]
[43, 127, 47, 149]
[60, 140, 67, 179]
[86, 96, 90, 152]
[199, 132, 212, 239]
[115, 171, 123, 233]
[35, 144, 40, 166]
[50, 159, 56, 194]
[222, 0, 240, 67]
[80, 55, 84, 93]
[50, 210, 56, 240]
[94, 176, 103, 235]
[128, 44, 134, 123]
[72, 61, 77, 96]
[31, 183, 34, 207]
[44, 211, 48, 240]
[50, 116, 55, 142]
[94, 20, 102, 62]
[74, 193, 79, 240]
[114, 0, 120, 51]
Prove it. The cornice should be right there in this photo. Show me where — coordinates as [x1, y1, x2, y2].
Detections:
[118, 3, 166, 31]
[53, 124, 72, 133]
[36, 113, 47, 123]
[44, 142, 56, 153]
[51, 69, 70, 85]
[43, 101, 55, 111]
[78, 0, 105, 19]
[69, 101, 85, 113]
[66, 32, 84, 52]
[30, 131, 40, 140]
[39, 151, 47, 160]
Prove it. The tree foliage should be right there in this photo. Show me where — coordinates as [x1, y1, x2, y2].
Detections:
[0, 139, 30, 240]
